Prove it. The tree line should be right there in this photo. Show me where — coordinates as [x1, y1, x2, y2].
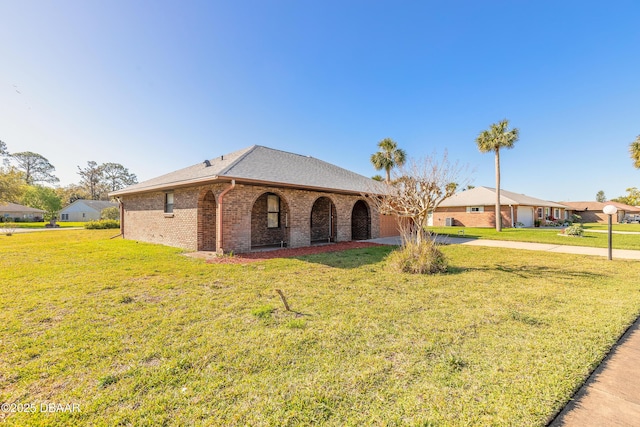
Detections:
[0, 140, 137, 219]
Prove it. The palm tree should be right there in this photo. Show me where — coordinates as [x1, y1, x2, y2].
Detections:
[370, 138, 407, 183]
[475, 119, 519, 232]
[631, 135, 640, 169]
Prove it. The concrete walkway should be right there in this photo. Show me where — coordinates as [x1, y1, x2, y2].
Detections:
[1, 227, 83, 234]
[368, 235, 640, 260]
[549, 316, 640, 426]
[369, 235, 640, 425]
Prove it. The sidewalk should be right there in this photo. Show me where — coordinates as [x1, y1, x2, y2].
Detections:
[369, 235, 640, 425]
[368, 236, 640, 260]
[1, 227, 83, 234]
[549, 316, 640, 426]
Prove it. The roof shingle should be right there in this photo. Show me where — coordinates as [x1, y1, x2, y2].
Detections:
[111, 145, 376, 196]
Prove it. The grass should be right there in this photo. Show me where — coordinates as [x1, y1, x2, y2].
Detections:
[430, 224, 640, 250]
[583, 222, 640, 232]
[1, 230, 640, 425]
[0, 221, 85, 228]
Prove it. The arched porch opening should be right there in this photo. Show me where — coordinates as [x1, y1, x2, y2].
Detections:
[251, 192, 290, 249]
[351, 199, 371, 240]
[197, 190, 216, 251]
[310, 196, 337, 244]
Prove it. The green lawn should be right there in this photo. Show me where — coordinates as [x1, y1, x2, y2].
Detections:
[2, 230, 640, 426]
[0, 221, 85, 229]
[583, 222, 640, 232]
[430, 224, 640, 250]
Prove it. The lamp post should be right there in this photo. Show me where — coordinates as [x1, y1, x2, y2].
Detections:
[603, 204, 618, 260]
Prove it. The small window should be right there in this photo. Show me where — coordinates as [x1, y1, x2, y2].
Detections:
[165, 192, 174, 213]
[537, 208, 543, 219]
[554, 208, 560, 219]
[82, 213, 85, 218]
[267, 194, 280, 228]
[61, 213, 68, 221]
[466, 206, 484, 213]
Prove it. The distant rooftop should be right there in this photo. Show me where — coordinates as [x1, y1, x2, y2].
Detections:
[439, 186, 568, 208]
[0, 202, 45, 213]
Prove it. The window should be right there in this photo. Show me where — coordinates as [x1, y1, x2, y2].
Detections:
[554, 208, 560, 219]
[267, 194, 280, 228]
[82, 213, 85, 218]
[165, 192, 174, 213]
[61, 213, 69, 221]
[466, 206, 484, 213]
[537, 208, 543, 219]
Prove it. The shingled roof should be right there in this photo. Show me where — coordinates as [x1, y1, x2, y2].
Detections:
[0, 202, 45, 213]
[561, 201, 640, 212]
[110, 145, 377, 196]
[439, 186, 568, 208]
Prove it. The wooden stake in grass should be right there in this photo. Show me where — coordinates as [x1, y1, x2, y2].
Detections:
[275, 289, 291, 311]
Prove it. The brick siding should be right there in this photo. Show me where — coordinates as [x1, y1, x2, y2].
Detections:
[434, 206, 512, 228]
[121, 183, 379, 253]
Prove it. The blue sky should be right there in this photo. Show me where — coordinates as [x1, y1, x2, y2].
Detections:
[1, 0, 639, 201]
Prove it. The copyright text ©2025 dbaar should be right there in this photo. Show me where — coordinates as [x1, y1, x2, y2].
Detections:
[1, 402, 81, 414]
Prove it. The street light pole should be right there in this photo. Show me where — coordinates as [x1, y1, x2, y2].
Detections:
[603, 205, 618, 261]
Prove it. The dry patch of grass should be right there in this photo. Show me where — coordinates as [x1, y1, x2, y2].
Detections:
[1, 230, 640, 425]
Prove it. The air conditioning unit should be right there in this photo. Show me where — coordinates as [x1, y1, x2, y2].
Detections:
[445, 217, 454, 227]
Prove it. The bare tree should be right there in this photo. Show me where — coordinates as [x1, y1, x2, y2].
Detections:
[369, 151, 468, 246]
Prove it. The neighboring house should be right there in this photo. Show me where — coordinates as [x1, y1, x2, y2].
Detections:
[560, 201, 640, 224]
[434, 186, 568, 228]
[59, 200, 118, 222]
[110, 145, 381, 253]
[0, 202, 45, 222]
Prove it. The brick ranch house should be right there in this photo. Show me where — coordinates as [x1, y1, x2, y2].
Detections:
[560, 201, 640, 224]
[434, 186, 568, 228]
[110, 145, 385, 253]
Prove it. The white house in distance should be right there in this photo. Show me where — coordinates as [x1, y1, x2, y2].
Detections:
[59, 200, 118, 222]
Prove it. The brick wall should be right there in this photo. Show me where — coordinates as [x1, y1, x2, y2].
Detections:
[121, 183, 379, 253]
[434, 206, 512, 228]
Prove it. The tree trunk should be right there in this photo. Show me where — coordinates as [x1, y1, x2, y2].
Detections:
[495, 148, 502, 232]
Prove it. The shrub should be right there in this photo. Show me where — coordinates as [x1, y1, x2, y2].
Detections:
[101, 206, 120, 220]
[564, 224, 584, 237]
[386, 238, 448, 274]
[85, 219, 120, 229]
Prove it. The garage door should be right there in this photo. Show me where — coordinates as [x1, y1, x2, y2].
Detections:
[517, 206, 534, 227]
